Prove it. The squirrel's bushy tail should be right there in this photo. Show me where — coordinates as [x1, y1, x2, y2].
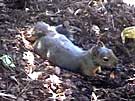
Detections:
[34, 22, 57, 36]
[35, 22, 50, 33]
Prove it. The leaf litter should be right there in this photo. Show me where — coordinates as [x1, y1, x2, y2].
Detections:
[0, 0, 135, 101]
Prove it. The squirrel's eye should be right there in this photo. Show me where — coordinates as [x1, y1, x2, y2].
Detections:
[103, 57, 109, 62]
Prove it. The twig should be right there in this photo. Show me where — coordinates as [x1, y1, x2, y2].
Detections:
[0, 92, 17, 99]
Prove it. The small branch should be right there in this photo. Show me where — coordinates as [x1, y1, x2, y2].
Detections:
[0, 92, 17, 99]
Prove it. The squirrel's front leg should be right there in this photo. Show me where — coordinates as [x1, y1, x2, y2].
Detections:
[90, 66, 101, 76]
[80, 62, 101, 76]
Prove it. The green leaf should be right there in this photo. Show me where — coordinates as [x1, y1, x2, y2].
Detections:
[0, 55, 16, 68]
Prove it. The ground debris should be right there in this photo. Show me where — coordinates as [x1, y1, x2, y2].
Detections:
[0, 0, 135, 100]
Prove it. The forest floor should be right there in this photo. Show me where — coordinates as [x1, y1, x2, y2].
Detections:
[0, 0, 135, 101]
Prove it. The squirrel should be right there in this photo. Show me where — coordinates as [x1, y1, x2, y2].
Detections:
[28, 21, 118, 76]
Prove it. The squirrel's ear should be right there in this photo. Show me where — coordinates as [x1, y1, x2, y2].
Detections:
[90, 46, 98, 57]
[97, 41, 105, 47]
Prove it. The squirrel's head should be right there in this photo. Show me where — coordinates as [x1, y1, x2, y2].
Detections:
[91, 41, 118, 67]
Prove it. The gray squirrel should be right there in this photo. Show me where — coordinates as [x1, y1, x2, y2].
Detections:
[29, 21, 118, 76]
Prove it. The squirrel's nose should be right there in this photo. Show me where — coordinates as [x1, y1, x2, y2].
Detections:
[113, 58, 119, 66]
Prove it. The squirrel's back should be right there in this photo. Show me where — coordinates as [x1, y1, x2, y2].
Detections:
[33, 31, 84, 71]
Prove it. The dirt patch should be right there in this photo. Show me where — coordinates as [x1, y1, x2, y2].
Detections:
[0, 0, 135, 100]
